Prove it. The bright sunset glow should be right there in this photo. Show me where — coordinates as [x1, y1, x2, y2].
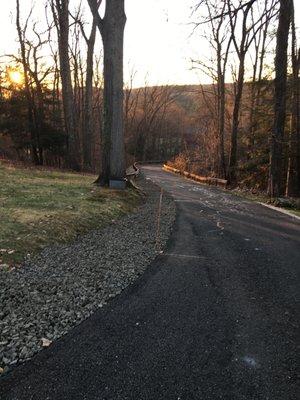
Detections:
[8, 70, 23, 85]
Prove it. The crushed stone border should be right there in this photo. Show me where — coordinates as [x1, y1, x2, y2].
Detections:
[0, 176, 176, 373]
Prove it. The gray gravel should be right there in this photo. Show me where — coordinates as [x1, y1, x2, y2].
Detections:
[0, 176, 175, 372]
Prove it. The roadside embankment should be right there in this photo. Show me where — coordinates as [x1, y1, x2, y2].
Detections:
[0, 175, 175, 373]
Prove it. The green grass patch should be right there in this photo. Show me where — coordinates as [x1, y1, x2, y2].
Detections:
[0, 162, 141, 268]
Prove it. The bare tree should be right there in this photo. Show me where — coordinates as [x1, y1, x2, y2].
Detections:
[269, 0, 292, 197]
[124, 68, 140, 141]
[248, 0, 276, 150]
[15, 0, 39, 164]
[83, 18, 97, 171]
[88, 0, 126, 186]
[227, 0, 256, 183]
[194, 0, 233, 178]
[285, 1, 300, 197]
[15, 1, 55, 165]
[132, 84, 181, 161]
[71, 3, 100, 171]
[51, 0, 80, 170]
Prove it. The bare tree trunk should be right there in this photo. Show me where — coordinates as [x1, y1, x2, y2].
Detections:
[83, 22, 97, 171]
[248, 1, 275, 152]
[228, 54, 245, 183]
[32, 77, 45, 165]
[102, 1, 126, 182]
[256, 5, 271, 103]
[88, 0, 126, 186]
[196, 0, 232, 179]
[269, 0, 292, 197]
[248, 12, 261, 152]
[218, 71, 226, 178]
[227, 0, 265, 184]
[286, 3, 300, 196]
[52, 0, 80, 171]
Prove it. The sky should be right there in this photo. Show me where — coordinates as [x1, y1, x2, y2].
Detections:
[124, 0, 205, 86]
[0, 0, 299, 88]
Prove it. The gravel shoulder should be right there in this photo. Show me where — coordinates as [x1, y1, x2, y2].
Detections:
[0, 176, 176, 373]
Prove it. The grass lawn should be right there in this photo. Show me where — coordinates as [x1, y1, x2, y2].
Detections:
[0, 161, 141, 268]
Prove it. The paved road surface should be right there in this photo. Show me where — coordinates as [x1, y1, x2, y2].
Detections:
[1, 165, 299, 399]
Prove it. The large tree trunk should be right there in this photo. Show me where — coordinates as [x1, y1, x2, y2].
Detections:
[102, 0, 126, 183]
[268, 0, 292, 197]
[53, 0, 80, 171]
[286, 4, 300, 197]
[83, 22, 97, 171]
[88, 0, 126, 186]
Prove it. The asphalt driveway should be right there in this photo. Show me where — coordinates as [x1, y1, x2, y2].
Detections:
[1, 165, 299, 400]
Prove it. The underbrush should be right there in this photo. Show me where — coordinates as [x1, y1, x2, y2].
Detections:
[167, 154, 300, 216]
